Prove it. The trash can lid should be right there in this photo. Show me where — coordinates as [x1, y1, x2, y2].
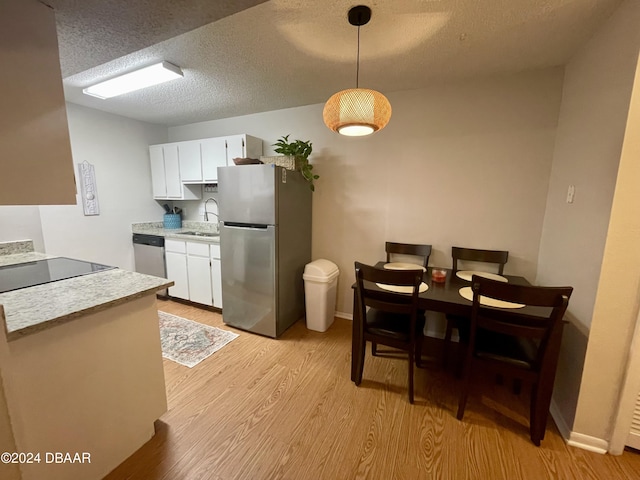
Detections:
[303, 259, 339, 282]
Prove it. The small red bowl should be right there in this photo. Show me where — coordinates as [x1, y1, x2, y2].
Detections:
[431, 269, 447, 283]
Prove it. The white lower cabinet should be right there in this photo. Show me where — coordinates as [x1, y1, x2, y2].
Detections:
[165, 241, 189, 300]
[187, 241, 213, 306]
[165, 238, 221, 308]
[210, 244, 222, 308]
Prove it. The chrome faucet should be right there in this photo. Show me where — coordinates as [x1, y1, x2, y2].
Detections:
[203, 197, 219, 222]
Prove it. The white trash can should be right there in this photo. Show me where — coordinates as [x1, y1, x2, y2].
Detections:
[303, 259, 339, 332]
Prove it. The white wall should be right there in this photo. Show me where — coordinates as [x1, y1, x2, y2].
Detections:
[170, 68, 564, 320]
[0, 207, 44, 251]
[38, 104, 168, 268]
[536, 0, 640, 438]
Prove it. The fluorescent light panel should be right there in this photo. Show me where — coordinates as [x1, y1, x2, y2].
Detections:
[82, 61, 183, 99]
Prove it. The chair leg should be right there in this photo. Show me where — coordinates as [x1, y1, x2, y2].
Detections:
[443, 319, 453, 367]
[456, 359, 472, 420]
[408, 348, 415, 404]
[371, 342, 377, 356]
[530, 378, 553, 446]
[415, 334, 424, 368]
[354, 340, 366, 386]
[457, 374, 471, 420]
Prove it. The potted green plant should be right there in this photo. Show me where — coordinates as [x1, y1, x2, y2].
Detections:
[272, 135, 319, 191]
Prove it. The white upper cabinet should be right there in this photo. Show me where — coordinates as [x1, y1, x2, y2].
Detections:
[149, 143, 201, 200]
[149, 146, 167, 198]
[149, 135, 262, 196]
[178, 141, 203, 182]
[163, 144, 182, 198]
[226, 134, 263, 162]
[0, 0, 76, 205]
[201, 137, 228, 182]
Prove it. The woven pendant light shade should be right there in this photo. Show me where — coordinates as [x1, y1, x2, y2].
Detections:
[323, 88, 392, 136]
[323, 6, 391, 136]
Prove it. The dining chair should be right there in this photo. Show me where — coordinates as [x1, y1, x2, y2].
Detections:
[444, 246, 509, 369]
[385, 242, 432, 269]
[353, 261, 425, 403]
[456, 275, 573, 446]
[376, 241, 431, 362]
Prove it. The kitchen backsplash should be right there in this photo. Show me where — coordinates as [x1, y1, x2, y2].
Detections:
[160, 193, 220, 223]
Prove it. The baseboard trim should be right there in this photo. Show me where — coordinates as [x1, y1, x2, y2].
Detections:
[550, 400, 608, 454]
[335, 311, 352, 320]
[567, 433, 608, 454]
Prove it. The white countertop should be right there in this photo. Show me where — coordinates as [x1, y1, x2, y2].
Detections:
[0, 252, 172, 341]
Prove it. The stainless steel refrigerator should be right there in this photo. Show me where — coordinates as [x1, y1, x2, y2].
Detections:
[217, 164, 312, 337]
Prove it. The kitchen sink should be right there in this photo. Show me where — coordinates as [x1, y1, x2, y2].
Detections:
[180, 231, 218, 237]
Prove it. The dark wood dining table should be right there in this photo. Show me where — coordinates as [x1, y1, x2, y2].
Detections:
[350, 263, 546, 381]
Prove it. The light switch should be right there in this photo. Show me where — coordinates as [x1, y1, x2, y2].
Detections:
[566, 185, 575, 204]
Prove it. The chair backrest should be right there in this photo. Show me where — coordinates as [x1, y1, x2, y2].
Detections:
[354, 261, 423, 330]
[469, 276, 573, 368]
[451, 246, 509, 274]
[385, 242, 432, 268]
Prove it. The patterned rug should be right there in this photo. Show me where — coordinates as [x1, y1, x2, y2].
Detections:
[158, 311, 239, 368]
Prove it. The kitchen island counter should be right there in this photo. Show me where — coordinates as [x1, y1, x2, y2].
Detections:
[0, 241, 170, 480]
[1, 252, 172, 340]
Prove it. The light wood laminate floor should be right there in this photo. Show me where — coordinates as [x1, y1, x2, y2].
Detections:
[104, 300, 640, 480]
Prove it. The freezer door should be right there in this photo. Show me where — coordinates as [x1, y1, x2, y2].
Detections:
[217, 165, 276, 225]
[220, 223, 277, 337]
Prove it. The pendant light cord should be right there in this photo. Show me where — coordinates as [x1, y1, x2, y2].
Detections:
[356, 25, 360, 88]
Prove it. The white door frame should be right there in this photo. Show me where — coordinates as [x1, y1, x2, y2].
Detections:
[609, 302, 640, 454]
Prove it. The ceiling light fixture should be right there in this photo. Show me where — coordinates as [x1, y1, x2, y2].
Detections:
[82, 61, 183, 99]
[323, 5, 391, 136]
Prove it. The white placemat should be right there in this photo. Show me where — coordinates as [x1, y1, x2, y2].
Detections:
[383, 262, 426, 272]
[458, 286, 524, 309]
[456, 270, 508, 282]
[376, 282, 429, 294]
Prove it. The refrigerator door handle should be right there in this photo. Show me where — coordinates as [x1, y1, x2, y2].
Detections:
[222, 222, 270, 230]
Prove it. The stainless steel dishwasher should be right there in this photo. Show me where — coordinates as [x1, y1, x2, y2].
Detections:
[132, 233, 168, 297]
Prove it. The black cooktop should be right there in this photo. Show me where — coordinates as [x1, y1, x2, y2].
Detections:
[0, 257, 116, 294]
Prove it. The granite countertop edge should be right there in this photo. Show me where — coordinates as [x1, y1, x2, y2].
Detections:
[4, 281, 173, 341]
[0, 253, 173, 341]
[132, 221, 220, 243]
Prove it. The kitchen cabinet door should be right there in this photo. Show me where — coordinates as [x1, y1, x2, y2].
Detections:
[211, 258, 222, 308]
[163, 145, 182, 198]
[149, 143, 202, 200]
[165, 251, 189, 300]
[226, 135, 246, 162]
[210, 244, 222, 308]
[226, 134, 263, 161]
[149, 145, 167, 198]
[244, 135, 263, 160]
[178, 141, 202, 182]
[201, 137, 227, 181]
[187, 254, 213, 306]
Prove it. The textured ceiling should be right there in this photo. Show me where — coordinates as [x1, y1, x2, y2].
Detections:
[53, 0, 624, 126]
